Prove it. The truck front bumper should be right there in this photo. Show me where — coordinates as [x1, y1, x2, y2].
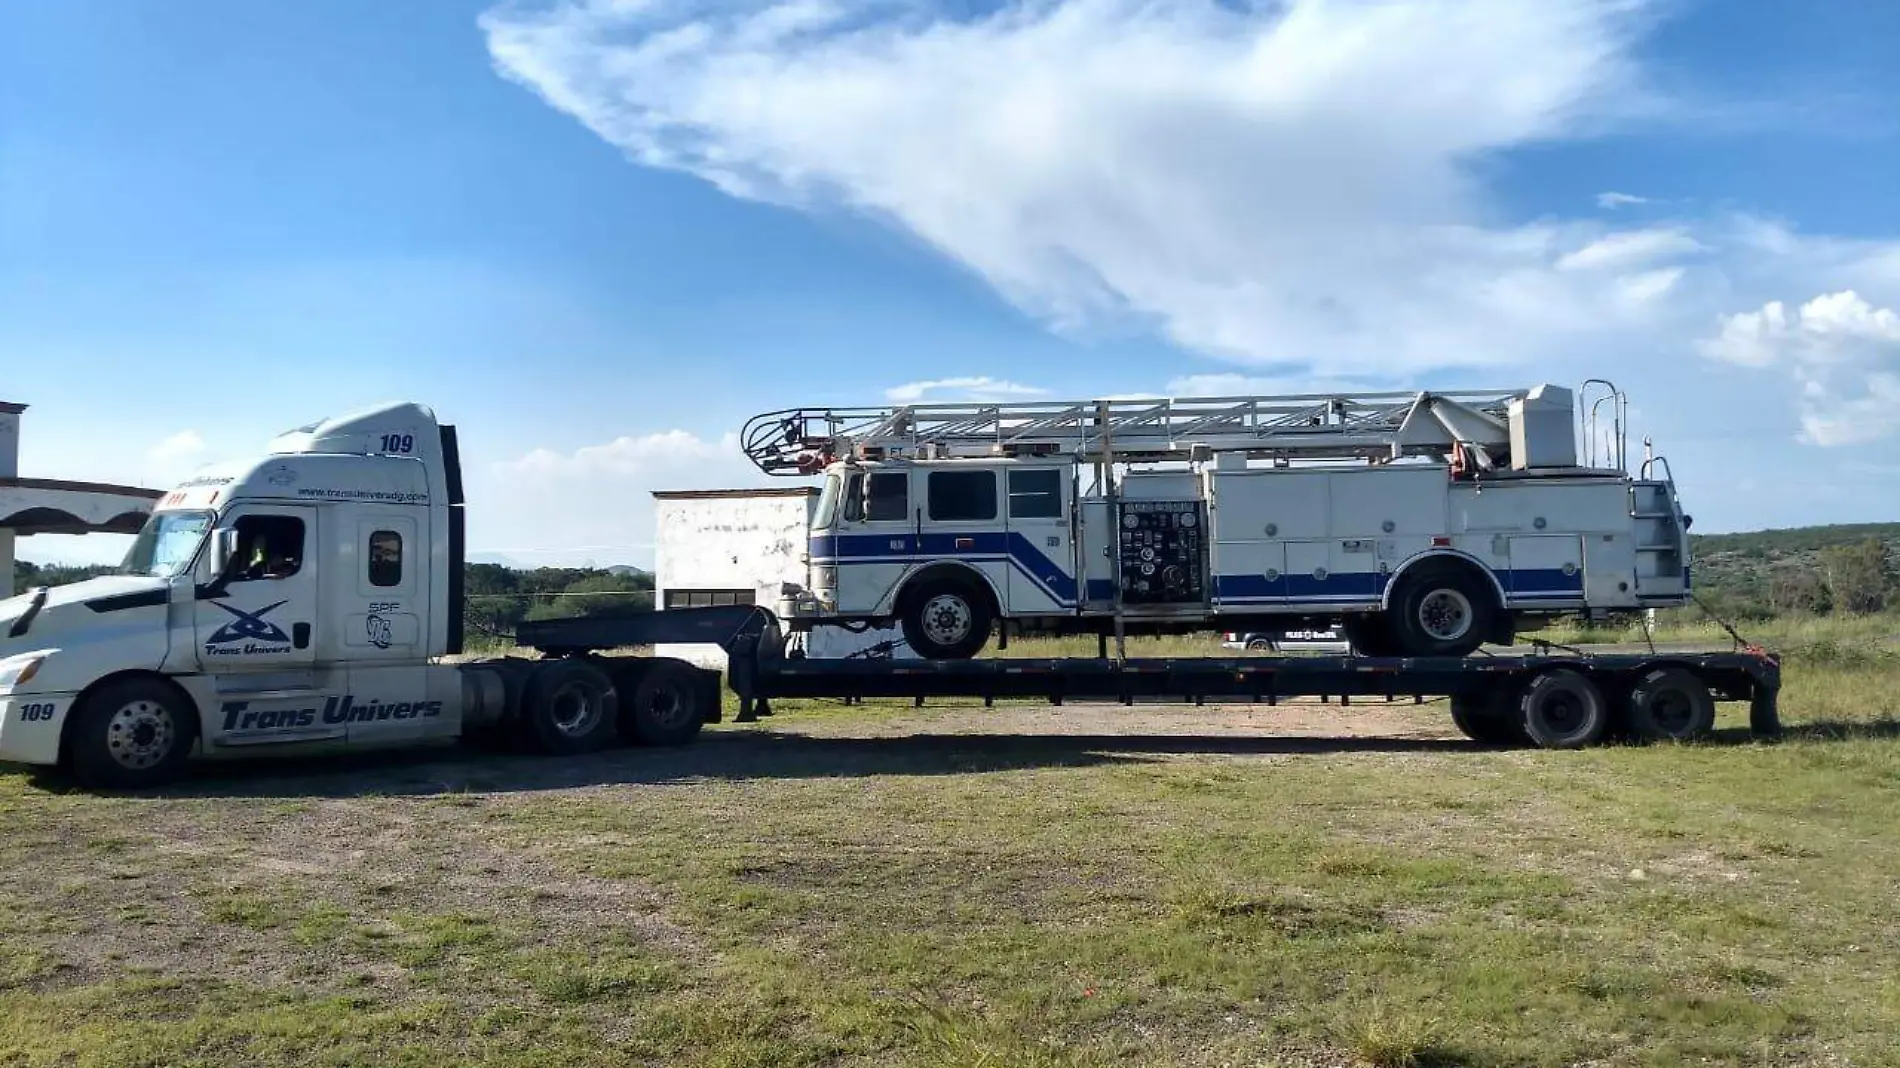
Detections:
[0, 693, 73, 766]
[778, 586, 835, 618]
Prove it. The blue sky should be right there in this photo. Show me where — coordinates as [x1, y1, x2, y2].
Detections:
[5, 0, 1898, 567]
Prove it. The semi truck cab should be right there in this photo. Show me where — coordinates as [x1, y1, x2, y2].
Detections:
[0, 403, 604, 787]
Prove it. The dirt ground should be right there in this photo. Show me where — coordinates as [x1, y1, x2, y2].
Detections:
[791, 697, 1459, 743]
[5, 700, 1457, 1001]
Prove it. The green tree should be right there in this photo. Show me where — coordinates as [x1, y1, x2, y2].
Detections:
[1819, 538, 1894, 615]
[1768, 567, 1830, 616]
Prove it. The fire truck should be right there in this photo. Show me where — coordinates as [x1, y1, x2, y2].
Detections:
[744, 382, 1692, 659]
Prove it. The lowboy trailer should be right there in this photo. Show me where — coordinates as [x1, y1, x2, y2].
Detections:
[519, 605, 1783, 751]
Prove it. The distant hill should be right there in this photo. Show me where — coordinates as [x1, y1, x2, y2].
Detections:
[1686, 523, 1900, 620]
[1692, 523, 1900, 558]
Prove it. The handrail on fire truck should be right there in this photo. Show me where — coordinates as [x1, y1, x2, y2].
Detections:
[741, 388, 1551, 476]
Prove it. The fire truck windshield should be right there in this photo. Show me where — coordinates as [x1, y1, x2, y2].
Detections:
[813, 472, 843, 529]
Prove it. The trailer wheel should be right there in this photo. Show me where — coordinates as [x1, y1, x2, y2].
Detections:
[622, 660, 706, 746]
[1627, 667, 1716, 742]
[1518, 668, 1608, 749]
[1387, 562, 1497, 658]
[1449, 691, 1528, 746]
[520, 660, 619, 755]
[899, 577, 993, 660]
[68, 677, 197, 790]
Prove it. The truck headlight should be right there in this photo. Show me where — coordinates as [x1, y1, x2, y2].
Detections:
[0, 655, 46, 689]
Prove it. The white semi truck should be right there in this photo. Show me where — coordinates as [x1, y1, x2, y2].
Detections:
[1, 399, 1777, 791]
[0, 404, 721, 789]
[745, 383, 1693, 659]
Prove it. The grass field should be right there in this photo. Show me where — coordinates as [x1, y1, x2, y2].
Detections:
[4, 617, 1899, 1067]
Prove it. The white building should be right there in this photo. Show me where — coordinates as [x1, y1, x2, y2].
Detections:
[2, 401, 163, 596]
[651, 487, 912, 666]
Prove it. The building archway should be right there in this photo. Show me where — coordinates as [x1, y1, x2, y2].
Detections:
[2, 401, 163, 596]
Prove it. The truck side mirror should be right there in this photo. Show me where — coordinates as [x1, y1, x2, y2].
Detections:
[211, 528, 240, 576]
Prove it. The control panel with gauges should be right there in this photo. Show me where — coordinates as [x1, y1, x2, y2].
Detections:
[1115, 500, 1208, 606]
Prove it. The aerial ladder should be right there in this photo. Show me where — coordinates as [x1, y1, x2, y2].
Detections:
[741, 384, 1608, 477]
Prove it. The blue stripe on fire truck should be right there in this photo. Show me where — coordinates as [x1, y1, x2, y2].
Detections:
[810, 535, 1586, 607]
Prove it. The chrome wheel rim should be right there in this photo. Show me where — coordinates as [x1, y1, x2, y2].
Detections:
[106, 700, 176, 770]
[548, 682, 604, 737]
[921, 594, 974, 646]
[1417, 589, 1474, 642]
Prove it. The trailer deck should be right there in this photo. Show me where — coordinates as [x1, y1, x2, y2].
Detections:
[514, 607, 1783, 746]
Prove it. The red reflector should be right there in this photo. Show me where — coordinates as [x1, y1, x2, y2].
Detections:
[1432, 536, 1451, 547]
[955, 537, 975, 549]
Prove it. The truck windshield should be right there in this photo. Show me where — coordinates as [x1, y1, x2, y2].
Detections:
[119, 511, 213, 579]
[813, 473, 843, 529]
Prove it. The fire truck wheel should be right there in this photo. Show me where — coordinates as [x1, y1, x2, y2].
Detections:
[1387, 563, 1497, 658]
[520, 659, 619, 755]
[1518, 668, 1609, 749]
[1626, 667, 1715, 742]
[1448, 690, 1528, 746]
[623, 661, 707, 746]
[67, 677, 197, 790]
[899, 577, 994, 660]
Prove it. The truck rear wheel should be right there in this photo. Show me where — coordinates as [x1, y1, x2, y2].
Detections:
[620, 660, 706, 746]
[68, 678, 197, 790]
[520, 660, 619, 755]
[1386, 562, 1497, 658]
[899, 577, 993, 660]
[1519, 668, 1608, 749]
[1627, 667, 1715, 742]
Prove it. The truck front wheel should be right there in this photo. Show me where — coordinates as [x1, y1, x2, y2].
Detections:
[68, 678, 197, 790]
[899, 578, 993, 660]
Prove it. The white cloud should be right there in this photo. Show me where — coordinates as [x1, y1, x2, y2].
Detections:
[1596, 191, 1652, 209]
[1799, 290, 1900, 345]
[1700, 299, 1787, 367]
[141, 429, 210, 486]
[471, 428, 780, 567]
[1165, 373, 1382, 397]
[1797, 373, 1900, 448]
[481, 0, 1680, 374]
[147, 429, 205, 464]
[1555, 228, 1702, 272]
[1701, 290, 1900, 446]
[884, 377, 1047, 403]
[501, 429, 732, 477]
